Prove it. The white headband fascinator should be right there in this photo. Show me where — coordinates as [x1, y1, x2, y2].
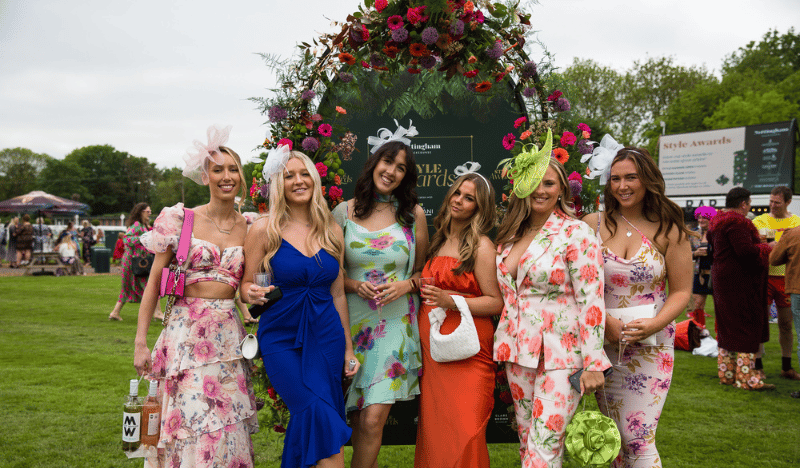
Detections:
[367, 119, 419, 153]
[580, 134, 624, 185]
[251, 144, 293, 182]
[454, 161, 491, 190]
[183, 125, 232, 185]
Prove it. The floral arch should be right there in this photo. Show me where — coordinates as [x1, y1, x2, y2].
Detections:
[249, 0, 599, 214]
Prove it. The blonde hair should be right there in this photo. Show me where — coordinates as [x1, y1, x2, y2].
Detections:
[260, 151, 343, 274]
[427, 173, 496, 275]
[205, 146, 247, 212]
[496, 158, 574, 246]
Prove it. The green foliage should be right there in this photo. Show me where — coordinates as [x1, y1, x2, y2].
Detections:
[703, 90, 799, 129]
[150, 167, 208, 213]
[0, 147, 51, 201]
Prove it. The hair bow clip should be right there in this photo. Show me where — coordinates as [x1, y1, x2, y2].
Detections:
[251, 144, 293, 182]
[580, 134, 624, 185]
[454, 161, 491, 190]
[367, 119, 418, 153]
[183, 125, 232, 185]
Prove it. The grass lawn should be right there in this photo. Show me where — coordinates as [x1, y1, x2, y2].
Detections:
[1, 274, 799, 467]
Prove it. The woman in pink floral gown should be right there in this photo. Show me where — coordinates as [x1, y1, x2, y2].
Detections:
[584, 147, 692, 468]
[494, 157, 610, 468]
[133, 126, 258, 467]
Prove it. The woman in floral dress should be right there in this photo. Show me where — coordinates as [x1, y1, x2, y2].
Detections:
[583, 147, 692, 468]
[134, 125, 259, 467]
[332, 141, 428, 468]
[494, 154, 610, 468]
[109, 203, 153, 321]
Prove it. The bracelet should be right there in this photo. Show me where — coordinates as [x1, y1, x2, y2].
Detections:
[410, 278, 418, 292]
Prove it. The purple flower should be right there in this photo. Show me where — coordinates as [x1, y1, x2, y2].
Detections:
[466, 82, 476, 92]
[339, 72, 354, 83]
[259, 183, 270, 198]
[555, 97, 571, 112]
[421, 26, 439, 45]
[486, 41, 503, 60]
[391, 27, 409, 42]
[521, 61, 537, 79]
[349, 26, 365, 43]
[369, 53, 385, 68]
[301, 89, 316, 101]
[523, 87, 536, 98]
[569, 179, 582, 196]
[419, 56, 436, 69]
[301, 136, 319, 152]
[268, 105, 287, 123]
[450, 19, 464, 36]
[577, 139, 593, 155]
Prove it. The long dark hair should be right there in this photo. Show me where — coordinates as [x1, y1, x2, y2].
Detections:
[603, 147, 689, 242]
[127, 202, 150, 228]
[353, 141, 418, 226]
[427, 173, 496, 275]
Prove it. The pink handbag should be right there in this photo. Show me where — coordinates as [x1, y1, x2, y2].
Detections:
[159, 208, 193, 324]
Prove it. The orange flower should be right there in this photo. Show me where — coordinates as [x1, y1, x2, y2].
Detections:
[475, 81, 492, 93]
[258, 203, 267, 213]
[383, 45, 399, 58]
[338, 53, 356, 65]
[336, 106, 347, 114]
[464, 1, 474, 13]
[502, 193, 508, 202]
[409, 43, 430, 57]
[552, 148, 569, 164]
[468, 55, 477, 64]
[334, 174, 341, 185]
[520, 130, 533, 140]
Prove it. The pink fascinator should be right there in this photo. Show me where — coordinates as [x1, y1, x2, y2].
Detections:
[694, 206, 717, 220]
[183, 125, 232, 185]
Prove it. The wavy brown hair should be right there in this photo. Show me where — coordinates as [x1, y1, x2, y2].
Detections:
[496, 158, 574, 246]
[426, 173, 496, 275]
[127, 202, 150, 228]
[603, 147, 690, 242]
[352, 141, 418, 226]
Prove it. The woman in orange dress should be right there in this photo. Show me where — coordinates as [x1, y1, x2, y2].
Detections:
[414, 170, 504, 468]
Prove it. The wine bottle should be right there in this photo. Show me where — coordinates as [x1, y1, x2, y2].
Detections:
[122, 379, 143, 453]
[141, 379, 161, 446]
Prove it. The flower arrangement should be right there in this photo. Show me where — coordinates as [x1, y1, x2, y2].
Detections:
[250, 360, 290, 438]
[251, 0, 559, 210]
[498, 106, 600, 217]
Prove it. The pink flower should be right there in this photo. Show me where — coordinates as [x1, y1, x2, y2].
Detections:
[318, 123, 332, 137]
[510, 382, 524, 400]
[577, 122, 591, 134]
[277, 138, 293, 149]
[561, 131, 577, 146]
[514, 116, 527, 128]
[387, 15, 404, 30]
[237, 374, 247, 394]
[463, 70, 478, 78]
[368, 234, 395, 250]
[315, 162, 328, 178]
[406, 6, 428, 25]
[610, 273, 628, 287]
[585, 305, 603, 327]
[657, 352, 674, 373]
[546, 414, 565, 432]
[568, 171, 582, 182]
[496, 342, 511, 361]
[164, 409, 182, 436]
[329, 185, 343, 199]
[193, 340, 217, 362]
[375, 0, 388, 12]
[203, 375, 222, 398]
[547, 90, 563, 102]
[502, 133, 516, 150]
[580, 263, 598, 282]
[560, 332, 578, 351]
[532, 398, 543, 417]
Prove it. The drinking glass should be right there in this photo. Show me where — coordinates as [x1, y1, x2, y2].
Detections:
[368, 276, 385, 322]
[419, 277, 435, 305]
[254, 272, 272, 298]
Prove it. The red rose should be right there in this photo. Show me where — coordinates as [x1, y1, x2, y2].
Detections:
[499, 390, 513, 404]
[546, 414, 564, 432]
[549, 269, 565, 285]
[496, 342, 511, 361]
[532, 398, 543, 418]
[585, 305, 602, 327]
[510, 382, 524, 401]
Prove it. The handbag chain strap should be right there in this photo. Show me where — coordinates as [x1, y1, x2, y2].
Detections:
[162, 208, 194, 326]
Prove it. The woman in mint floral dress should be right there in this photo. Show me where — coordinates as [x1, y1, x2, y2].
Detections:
[332, 141, 428, 468]
[584, 147, 692, 468]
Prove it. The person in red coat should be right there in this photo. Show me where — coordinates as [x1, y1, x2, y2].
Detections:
[708, 187, 774, 390]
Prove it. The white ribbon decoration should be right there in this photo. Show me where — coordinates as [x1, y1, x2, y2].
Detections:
[251, 144, 292, 181]
[453, 161, 491, 190]
[580, 134, 624, 185]
[367, 119, 419, 153]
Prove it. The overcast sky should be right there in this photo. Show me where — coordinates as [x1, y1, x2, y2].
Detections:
[1, 0, 797, 169]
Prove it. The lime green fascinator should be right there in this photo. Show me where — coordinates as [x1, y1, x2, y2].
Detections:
[564, 410, 621, 467]
[498, 129, 553, 198]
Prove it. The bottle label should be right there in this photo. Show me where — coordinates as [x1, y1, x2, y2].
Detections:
[122, 412, 141, 442]
[147, 413, 160, 436]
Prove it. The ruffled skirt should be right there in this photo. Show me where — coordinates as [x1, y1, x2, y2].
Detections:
[145, 297, 259, 468]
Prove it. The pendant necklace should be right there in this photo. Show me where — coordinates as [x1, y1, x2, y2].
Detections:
[206, 207, 234, 235]
[619, 213, 637, 238]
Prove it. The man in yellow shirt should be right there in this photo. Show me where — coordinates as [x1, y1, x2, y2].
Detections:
[753, 186, 800, 380]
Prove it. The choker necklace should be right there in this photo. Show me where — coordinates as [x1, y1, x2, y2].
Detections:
[206, 207, 235, 235]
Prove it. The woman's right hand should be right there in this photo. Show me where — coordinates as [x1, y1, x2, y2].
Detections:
[605, 316, 623, 345]
[245, 283, 275, 305]
[134, 343, 152, 376]
[356, 281, 379, 301]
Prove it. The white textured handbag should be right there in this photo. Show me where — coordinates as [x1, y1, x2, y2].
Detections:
[428, 295, 480, 363]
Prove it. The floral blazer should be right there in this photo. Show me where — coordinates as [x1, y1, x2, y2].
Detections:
[494, 210, 611, 372]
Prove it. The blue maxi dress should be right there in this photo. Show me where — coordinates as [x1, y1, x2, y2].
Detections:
[257, 240, 350, 468]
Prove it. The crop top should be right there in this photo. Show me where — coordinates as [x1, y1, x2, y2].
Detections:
[140, 203, 252, 290]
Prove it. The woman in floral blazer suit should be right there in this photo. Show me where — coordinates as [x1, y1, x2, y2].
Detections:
[494, 157, 611, 468]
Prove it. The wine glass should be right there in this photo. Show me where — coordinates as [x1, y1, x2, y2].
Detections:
[419, 277, 435, 305]
[254, 272, 272, 295]
[367, 276, 385, 323]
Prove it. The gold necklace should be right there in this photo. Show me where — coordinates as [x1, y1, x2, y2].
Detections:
[205, 207, 235, 235]
[289, 217, 312, 228]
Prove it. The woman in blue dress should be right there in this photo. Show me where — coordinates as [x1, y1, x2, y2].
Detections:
[242, 148, 359, 468]
[331, 140, 428, 468]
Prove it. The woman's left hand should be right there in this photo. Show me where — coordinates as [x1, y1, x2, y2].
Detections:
[374, 281, 411, 306]
[622, 318, 660, 345]
[344, 350, 360, 378]
[580, 370, 606, 394]
[420, 285, 457, 310]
